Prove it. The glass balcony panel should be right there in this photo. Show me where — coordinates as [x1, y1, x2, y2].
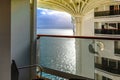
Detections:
[39, 37, 76, 74]
[38, 36, 94, 79]
[37, 35, 120, 80]
[41, 72, 67, 80]
[95, 29, 120, 35]
[95, 10, 120, 17]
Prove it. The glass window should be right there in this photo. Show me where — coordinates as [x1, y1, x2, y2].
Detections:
[109, 59, 117, 69]
[118, 23, 120, 29]
[110, 5, 119, 15]
[102, 58, 108, 67]
[109, 23, 116, 28]
[102, 76, 112, 80]
[118, 60, 120, 70]
[110, 5, 114, 15]
[102, 76, 107, 80]
[114, 41, 120, 54]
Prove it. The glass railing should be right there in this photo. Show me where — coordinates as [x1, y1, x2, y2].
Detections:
[95, 29, 120, 35]
[41, 72, 67, 80]
[37, 35, 120, 80]
[94, 10, 120, 17]
[115, 48, 120, 54]
[95, 63, 120, 75]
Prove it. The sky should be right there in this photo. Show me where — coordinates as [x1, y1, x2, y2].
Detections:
[37, 8, 73, 29]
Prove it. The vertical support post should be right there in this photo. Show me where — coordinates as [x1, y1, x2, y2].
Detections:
[0, 0, 11, 80]
[73, 16, 83, 36]
[30, 0, 37, 79]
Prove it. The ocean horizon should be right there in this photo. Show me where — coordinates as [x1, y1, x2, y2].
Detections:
[37, 29, 73, 35]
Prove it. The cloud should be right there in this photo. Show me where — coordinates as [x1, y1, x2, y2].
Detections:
[37, 8, 73, 29]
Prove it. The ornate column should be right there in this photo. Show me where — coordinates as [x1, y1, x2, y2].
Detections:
[72, 16, 83, 75]
[73, 16, 83, 36]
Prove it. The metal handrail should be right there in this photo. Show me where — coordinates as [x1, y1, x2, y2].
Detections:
[42, 67, 94, 80]
[37, 34, 120, 40]
[18, 64, 43, 78]
[18, 64, 94, 80]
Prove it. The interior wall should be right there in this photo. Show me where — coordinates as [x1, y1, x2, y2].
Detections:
[0, 0, 11, 80]
[11, 0, 31, 80]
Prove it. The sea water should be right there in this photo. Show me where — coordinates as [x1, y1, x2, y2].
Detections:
[39, 37, 76, 80]
[37, 29, 75, 79]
